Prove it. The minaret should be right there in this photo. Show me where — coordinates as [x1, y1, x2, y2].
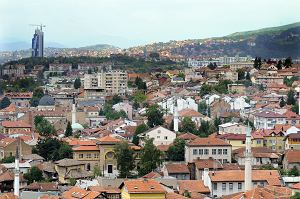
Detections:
[173, 98, 179, 132]
[298, 94, 300, 115]
[72, 95, 76, 125]
[14, 138, 20, 197]
[244, 124, 252, 191]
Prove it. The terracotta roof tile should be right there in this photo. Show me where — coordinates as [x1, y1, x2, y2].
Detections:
[178, 180, 210, 194]
[165, 192, 189, 199]
[97, 136, 121, 144]
[62, 186, 100, 199]
[165, 164, 190, 174]
[178, 133, 199, 140]
[187, 137, 231, 147]
[179, 108, 202, 117]
[72, 145, 99, 151]
[1, 121, 32, 128]
[284, 149, 300, 163]
[122, 179, 165, 194]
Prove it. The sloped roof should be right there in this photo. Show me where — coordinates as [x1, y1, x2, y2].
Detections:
[121, 179, 165, 194]
[187, 137, 231, 147]
[165, 164, 190, 174]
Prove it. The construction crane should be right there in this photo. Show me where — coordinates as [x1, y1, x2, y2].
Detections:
[29, 24, 46, 31]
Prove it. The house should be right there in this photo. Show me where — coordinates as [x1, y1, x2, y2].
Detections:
[72, 144, 100, 172]
[178, 108, 204, 127]
[0, 170, 27, 193]
[284, 111, 300, 126]
[185, 137, 232, 164]
[119, 179, 165, 199]
[233, 147, 279, 168]
[162, 163, 190, 180]
[217, 133, 263, 151]
[218, 123, 247, 135]
[0, 138, 32, 160]
[188, 158, 223, 180]
[203, 170, 281, 198]
[112, 102, 133, 120]
[177, 180, 210, 198]
[227, 84, 246, 94]
[36, 161, 57, 180]
[252, 129, 286, 152]
[282, 149, 300, 171]
[22, 154, 44, 166]
[4, 92, 33, 107]
[1, 121, 32, 134]
[177, 133, 199, 142]
[139, 126, 176, 146]
[88, 186, 121, 199]
[284, 132, 300, 150]
[54, 159, 92, 184]
[21, 182, 59, 199]
[254, 111, 286, 130]
[210, 99, 231, 119]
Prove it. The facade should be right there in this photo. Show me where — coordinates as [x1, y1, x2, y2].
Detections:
[1, 65, 25, 78]
[162, 163, 190, 180]
[254, 111, 286, 129]
[139, 126, 176, 146]
[218, 122, 247, 135]
[84, 70, 128, 98]
[185, 138, 232, 164]
[1, 121, 32, 134]
[227, 84, 246, 94]
[0, 138, 32, 160]
[282, 149, 300, 170]
[4, 92, 33, 107]
[32, 27, 44, 57]
[285, 132, 300, 150]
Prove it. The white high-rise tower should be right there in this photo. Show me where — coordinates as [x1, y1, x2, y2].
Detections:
[244, 124, 252, 191]
[174, 105, 179, 132]
[14, 139, 20, 197]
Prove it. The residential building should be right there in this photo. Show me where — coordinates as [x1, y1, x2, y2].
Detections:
[72, 143, 100, 172]
[1, 121, 32, 135]
[62, 186, 100, 199]
[49, 64, 72, 72]
[84, 70, 127, 98]
[217, 133, 263, 150]
[162, 163, 190, 180]
[255, 76, 284, 85]
[285, 132, 300, 150]
[283, 149, 300, 170]
[177, 180, 210, 197]
[139, 126, 176, 146]
[203, 170, 281, 198]
[119, 179, 165, 199]
[1, 64, 25, 78]
[254, 111, 286, 129]
[188, 158, 223, 180]
[185, 137, 232, 163]
[112, 102, 133, 120]
[4, 92, 33, 107]
[227, 84, 246, 94]
[178, 108, 204, 127]
[0, 138, 32, 160]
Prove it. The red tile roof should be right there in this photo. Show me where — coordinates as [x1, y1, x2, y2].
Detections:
[187, 137, 231, 147]
[284, 149, 300, 163]
[165, 164, 190, 174]
[1, 121, 32, 128]
[178, 133, 199, 140]
[178, 180, 210, 194]
[122, 179, 165, 194]
[179, 108, 202, 117]
[72, 145, 99, 151]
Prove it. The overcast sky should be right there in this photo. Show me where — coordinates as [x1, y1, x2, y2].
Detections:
[0, 0, 299, 48]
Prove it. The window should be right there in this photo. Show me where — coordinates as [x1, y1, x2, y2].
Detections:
[204, 149, 209, 155]
[223, 149, 228, 155]
[218, 149, 222, 155]
[79, 154, 83, 159]
[222, 183, 226, 191]
[213, 183, 217, 190]
[229, 183, 233, 190]
[193, 149, 198, 155]
[242, 141, 245, 144]
[238, 183, 242, 190]
[212, 149, 217, 155]
[223, 159, 227, 164]
[87, 154, 92, 158]
[157, 136, 160, 138]
[257, 140, 261, 144]
[260, 182, 264, 186]
[199, 149, 203, 155]
[164, 136, 168, 140]
[94, 153, 99, 158]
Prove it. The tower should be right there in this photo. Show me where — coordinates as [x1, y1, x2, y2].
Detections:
[31, 24, 44, 57]
[72, 96, 76, 125]
[173, 95, 179, 132]
[244, 124, 252, 191]
[14, 138, 20, 197]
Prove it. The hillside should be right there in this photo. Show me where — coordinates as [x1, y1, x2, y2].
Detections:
[128, 22, 300, 58]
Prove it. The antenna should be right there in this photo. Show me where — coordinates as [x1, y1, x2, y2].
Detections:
[29, 23, 46, 31]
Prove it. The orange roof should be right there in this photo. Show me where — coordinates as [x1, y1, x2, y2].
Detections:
[130, 145, 141, 150]
[5, 92, 33, 99]
[1, 121, 32, 128]
[165, 164, 190, 174]
[187, 137, 231, 147]
[122, 179, 165, 194]
[209, 170, 281, 185]
[73, 145, 99, 151]
[62, 186, 100, 199]
[0, 104, 16, 113]
[179, 108, 201, 117]
[88, 186, 121, 194]
[192, 159, 223, 169]
[142, 171, 162, 179]
[97, 136, 121, 144]
[284, 149, 300, 163]
[166, 192, 189, 199]
[178, 180, 210, 194]
[67, 140, 97, 146]
[156, 144, 170, 152]
[0, 193, 18, 199]
[178, 132, 199, 140]
[0, 138, 16, 148]
[292, 182, 300, 190]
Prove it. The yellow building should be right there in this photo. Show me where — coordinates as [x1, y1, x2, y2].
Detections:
[120, 179, 165, 199]
[284, 132, 300, 150]
[72, 145, 100, 171]
[252, 130, 285, 152]
[218, 133, 263, 150]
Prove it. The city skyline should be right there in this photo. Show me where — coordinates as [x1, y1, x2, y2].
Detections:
[0, 0, 300, 49]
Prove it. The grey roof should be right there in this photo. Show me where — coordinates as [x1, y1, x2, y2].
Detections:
[65, 169, 92, 179]
[22, 154, 44, 161]
[38, 95, 55, 106]
[55, 158, 85, 167]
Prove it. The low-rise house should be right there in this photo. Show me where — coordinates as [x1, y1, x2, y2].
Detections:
[252, 129, 285, 152]
[88, 186, 121, 199]
[188, 158, 223, 180]
[228, 84, 246, 94]
[1, 121, 32, 134]
[112, 102, 133, 120]
[203, 170, 281, 198]
[177, 180, 210, 198]
[162, 163, 190, 180]
[254, 111, 286, 130]
[72, 143, 100, 172]
[0, 138, 32, 160]
[0, 170, 27, 193]
[284, 111, 300, 126]
[22, 154, 44, 166]
[217, 133, 263, 150]
[284, 132, 300, 150]
[178, 108, 204, 126]
[177, 133, 199, 142]
[233, 147, 279, 168]
[37, 162, 57, 180]
[4, 92, 33, 107]
[62, 186, 100, 199]
[283, 149, 300, 171]
[139, 126, 176, 146]
[210, 99, 231, 119]
[119, 179, 165, 199]
[54, 158, 92, 184]
[185, 137, 232, 164]
[218, 122, 247, 135]
[21, 182, 59, 198]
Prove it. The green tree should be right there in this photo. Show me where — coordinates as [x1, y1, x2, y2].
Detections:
[114, 142, 135, 178]
[199, 84, 212, 97]
[289, 166, 299, 176]
[253, 57, 262, 70]
[135, 77, 147, 90]
[93, 166, 101, 178]
[287, 90, 296, 105]
[198, 121, 210, 137]
[237, 69, 245, 80]
[74, 78, 81, 89]
[134, 91, 147, 104]
[198, 101, 208, 116]
[279, 97, 286, 108]
[30, 87, 44, 107]
[36, 118, 56, 137]
[138, 138, 162, 176]
[24, 166, 44, 183]
[283, 57, 293, 68]
[166, 138, 185, 161]
[177, 72, 185, 80]
[132, 124, 149, 145]
[214, 117, 222, 129]
[291, 192, 300, 199]
[276, 60, 283, 70]
[0, 156, 15, 163]
[0, 97, 11, 109]
[245, 72, 250, 80]
[179, 117, 196, 134]
[58, 143, 73, 159]
[291, 103, 299, 114]
[65, 121, 73, 137]
[111, 95, 123, 105]
[146, 104, 164, 128]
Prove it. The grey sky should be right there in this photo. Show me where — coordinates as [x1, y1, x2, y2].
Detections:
[0, 0, 299, 48]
